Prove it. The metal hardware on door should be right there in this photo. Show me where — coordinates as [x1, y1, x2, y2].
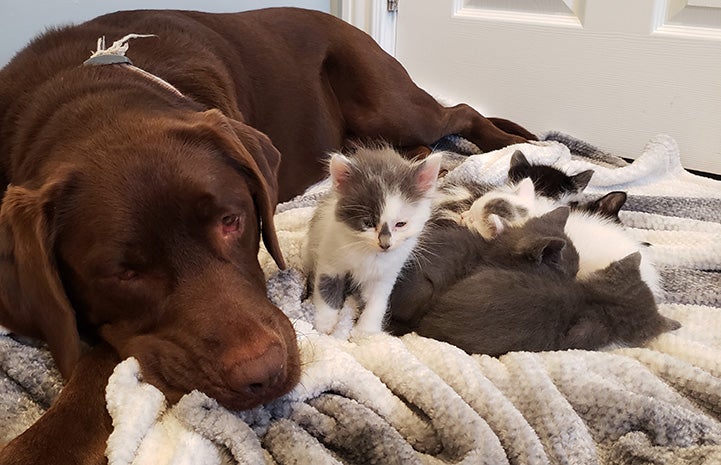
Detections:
[387, 0, 398, 13]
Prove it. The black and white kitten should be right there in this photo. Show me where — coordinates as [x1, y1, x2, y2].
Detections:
[506, 150, 628, 223]
[303, 146, 442, 337]
[508, 150, 594, 202]
[432, 149, 594, 223]
[570, 191, 627, 223]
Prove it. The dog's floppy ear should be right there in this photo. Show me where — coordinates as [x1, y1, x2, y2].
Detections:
[193, 109, 285, 269]
[0, 169, 81, 379]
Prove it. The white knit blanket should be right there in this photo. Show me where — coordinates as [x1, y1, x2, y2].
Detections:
[2, 134, 720, 464]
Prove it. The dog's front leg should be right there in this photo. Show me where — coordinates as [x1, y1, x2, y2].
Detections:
[0, 343, 118, 465]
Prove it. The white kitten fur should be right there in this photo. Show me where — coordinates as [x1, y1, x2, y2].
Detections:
[303, 152, 442, 338]
[462, 178, 662, 297]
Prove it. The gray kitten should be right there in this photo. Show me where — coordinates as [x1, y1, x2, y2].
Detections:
[416, 252, 679, 356]
[389, 206, 679, 353]
[389, 207, 578, 334]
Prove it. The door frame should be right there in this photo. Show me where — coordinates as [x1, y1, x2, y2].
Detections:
[339, 0, 397, 54]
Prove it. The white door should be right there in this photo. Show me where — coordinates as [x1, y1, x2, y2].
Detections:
[387, 0, 721, 174]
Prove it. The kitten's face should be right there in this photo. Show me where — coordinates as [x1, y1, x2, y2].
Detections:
[461, 178, 535, 239]
[340, 192, 431, 252]
[329, 148, 442, 253]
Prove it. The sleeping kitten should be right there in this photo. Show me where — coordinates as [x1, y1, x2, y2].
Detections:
[508, 150, 594, 201]
[303, 146, 442, 337]
[507, 150, 627, 224]
[388, 207, 578, 334]
[416, 252, 679, 356]
[432, 149, 593, 225]
[570, 191, 627, 223]
[460, 179, 662, 296]
[459, 177, 536, 240]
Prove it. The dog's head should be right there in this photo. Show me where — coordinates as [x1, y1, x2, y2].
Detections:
[0, 109, 300, 409]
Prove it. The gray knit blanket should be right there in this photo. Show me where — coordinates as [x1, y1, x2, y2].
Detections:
[1, 133, 720, 464]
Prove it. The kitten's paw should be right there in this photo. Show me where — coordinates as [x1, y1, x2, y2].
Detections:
[349, 322, 383, 341]
[349, 326, 375, 340]
[329, 299, 360, 340]
[314, 305, 340, 334]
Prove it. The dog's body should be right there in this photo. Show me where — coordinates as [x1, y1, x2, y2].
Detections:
[0, 8, 532, 463]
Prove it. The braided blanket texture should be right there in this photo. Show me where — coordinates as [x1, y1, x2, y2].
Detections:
[1, 132, 720, 464]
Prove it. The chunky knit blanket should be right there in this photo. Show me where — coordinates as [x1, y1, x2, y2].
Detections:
[1, 133, 720, 464]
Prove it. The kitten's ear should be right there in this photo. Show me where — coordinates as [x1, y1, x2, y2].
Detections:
[540, 237, 567, 266]
[527, 237, 567, 266]
[595, 191, 627, 217]
[619, 251, 642, 269]
[539, 206, 570, 230]
[661, 316, 681, 331]
[329, 153, 353, 194]
[483, 213, 507, 240]
[510, 150, 530, 169]
[571, 170, 594, 192]
[604, 252, 642, 278]
[414, 152, 443, 192]
[514, 177, 535, 201]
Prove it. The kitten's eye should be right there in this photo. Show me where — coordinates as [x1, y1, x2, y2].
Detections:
[361, 218, 375, 229]
[221, 214, 242, 235]
[395, 221, 407, 228]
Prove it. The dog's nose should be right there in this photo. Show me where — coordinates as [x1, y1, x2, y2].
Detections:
[222, 343, 286, 397]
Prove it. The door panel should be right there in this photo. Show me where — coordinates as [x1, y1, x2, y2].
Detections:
[394, 0, 721, 173]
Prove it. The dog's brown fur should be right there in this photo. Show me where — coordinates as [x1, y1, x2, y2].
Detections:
[0, 8, 534, 463]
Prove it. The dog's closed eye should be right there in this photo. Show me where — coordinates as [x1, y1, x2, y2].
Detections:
[118, 268, 139, 281]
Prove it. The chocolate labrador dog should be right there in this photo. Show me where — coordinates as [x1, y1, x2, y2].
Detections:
[0, 7, 533, 463]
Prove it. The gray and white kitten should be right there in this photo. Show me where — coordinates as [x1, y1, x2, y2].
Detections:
[303, 146, 442, 338]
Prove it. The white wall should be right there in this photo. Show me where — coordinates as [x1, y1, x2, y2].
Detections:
[0, 0, 333, 66]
